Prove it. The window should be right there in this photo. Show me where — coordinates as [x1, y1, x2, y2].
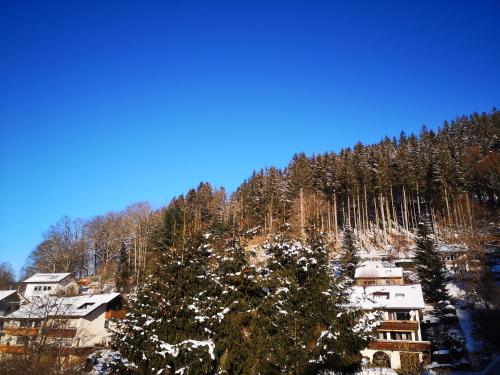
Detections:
[378, 332, 385, 339]
[394, 311, 411, 320]
[16, 336, 29, 345]
[78, 303, 94, 309]
[34, 286, 42, 291]
[104, 320, 110, 329]
[395, 293, 405, 298]
[373, 292, 389, 299]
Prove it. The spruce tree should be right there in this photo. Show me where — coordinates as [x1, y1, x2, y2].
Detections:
[207, 224, 267, 374]
[256, 228, 379, 374]
[340, 225, 360, 279]
[116, 242, 130, 293]
[111, 233, 219, 375]
[414, 216, 449, 303]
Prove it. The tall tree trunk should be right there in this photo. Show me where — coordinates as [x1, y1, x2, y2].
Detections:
[357, 192, 362, 233]
[465, 192, 473, 228]
[390, 186, 398, 232]
[300, 188, 305, 236]
[444, 186, 452, 227]
[347, 195, 352, 228]
[403, 186, 409, 235]
[379, 194, 387, 245]
[334, 193, 338, 243]
[327, 200, 332, 235]
[416, 183, 421, 217]
[385, 195, 392, 235]
[364, 185, 369, 233]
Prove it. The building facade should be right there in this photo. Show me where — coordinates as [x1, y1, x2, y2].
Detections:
[22, 273, 80, 300]
[353, 262, 431, 371]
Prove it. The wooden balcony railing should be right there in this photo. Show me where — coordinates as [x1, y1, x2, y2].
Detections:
[45, 328, 77, 338]
[105, 309, 127, 320]
[377, 320, 419, 331]
[0, 344, 94, 356]
[368, 339, 431, 352]
[0, 345, 29, 354]
[4, 327, 39, 337]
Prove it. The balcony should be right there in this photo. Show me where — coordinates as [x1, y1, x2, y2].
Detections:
[377, 320, 419, 331]
[0, 345, 29, 354]
[105, 309, 127, 320]
[45, 328, 77, 338]
[368, 339, 431, 352]
[4, 327, 39, 337]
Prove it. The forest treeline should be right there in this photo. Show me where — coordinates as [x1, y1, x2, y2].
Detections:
[20, 109, 500, 282]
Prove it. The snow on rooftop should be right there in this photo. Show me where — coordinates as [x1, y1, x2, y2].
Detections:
[354, 261, 403, 279]
[22, 273, 72, 283]
[351, 284, 425, 309]
[436, 244, 467, 254]
[6, 292, 120, 319]
[0, 290, 17, 301]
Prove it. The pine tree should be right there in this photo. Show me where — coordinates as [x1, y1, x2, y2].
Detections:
[340, 225, 360, 279]
[414, 216, 449, 303]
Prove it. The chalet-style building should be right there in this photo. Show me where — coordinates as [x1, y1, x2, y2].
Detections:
[354, 261, 404, 286]
[0, 292, 124, 355]
[353, 262, 431, 371]
[22, 273, 80, 300]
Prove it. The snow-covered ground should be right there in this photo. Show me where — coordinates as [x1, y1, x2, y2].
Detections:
[447, 281, 483, 353]
[456, 307, 481, 353]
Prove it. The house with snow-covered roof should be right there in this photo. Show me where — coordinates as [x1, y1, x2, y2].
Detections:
[353, 266, 431, 371]
[0, 292, 124, 355]
[21, 273, 79, 300]
[0, 290, 24, 340]
[0, 291, 22, 317]
[354, 261, 404, 286]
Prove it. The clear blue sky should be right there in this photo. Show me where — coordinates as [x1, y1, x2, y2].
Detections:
[1, 0, 499, 277]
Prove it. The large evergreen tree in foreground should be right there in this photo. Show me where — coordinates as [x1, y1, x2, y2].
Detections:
[111, 231, 220, 374]
[414, 216, 449, 303]
[254, 228, 379, 375]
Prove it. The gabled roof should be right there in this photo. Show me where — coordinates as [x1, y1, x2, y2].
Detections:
[22, 273, 72, 283]
[351, 284, 425, 309]
[354, 261, 403, 279]
[0, 290, 18, 301]
[5, 293, 121, 319]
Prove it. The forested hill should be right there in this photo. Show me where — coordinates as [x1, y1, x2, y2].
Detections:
[21, 109, 499, 281]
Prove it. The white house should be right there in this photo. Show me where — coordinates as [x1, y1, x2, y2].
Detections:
[0, 292, 124, 355]
[22, 273, 79, 300]
[352, 270, 431, 371]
